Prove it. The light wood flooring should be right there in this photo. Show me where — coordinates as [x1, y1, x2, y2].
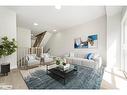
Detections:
[101, 68, 127, 89]
[0, 69, 28, 89]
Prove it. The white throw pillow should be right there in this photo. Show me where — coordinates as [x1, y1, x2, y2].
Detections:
[28, 54, 36, 60]
[70, 52, 74, 57]
[44, 53, 49, 58]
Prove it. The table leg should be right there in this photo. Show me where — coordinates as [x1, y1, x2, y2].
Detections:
[46, 65, 48, 74]
[74, 65, 78, 71]
[64, 78, 65, 85]
[64, 74, 66, 85]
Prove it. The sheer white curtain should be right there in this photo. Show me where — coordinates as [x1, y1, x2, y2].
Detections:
[123, 25, 127, 73]
[121, 18, 127, 73]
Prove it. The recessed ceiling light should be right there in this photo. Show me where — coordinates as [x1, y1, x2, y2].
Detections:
[53, 29, 57, 32]
[33, 23, 38, 26]
[55, 5, 61, 10]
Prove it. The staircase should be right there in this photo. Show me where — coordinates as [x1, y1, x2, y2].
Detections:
[33, 31, 46, 47]
[45, 48, 50, 53]
[33, 31, 52, 47]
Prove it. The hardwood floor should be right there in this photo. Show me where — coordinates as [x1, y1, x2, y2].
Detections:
[0, 69, 28, 89]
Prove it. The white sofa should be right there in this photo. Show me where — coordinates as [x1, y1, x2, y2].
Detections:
[25, 54, 41, 67]
[66, 52, 102, 69]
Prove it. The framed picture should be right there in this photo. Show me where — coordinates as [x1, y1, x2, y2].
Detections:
[88, 34, 98, 48]
[74, 37, 81, 48]
[74, 34, 98, 48]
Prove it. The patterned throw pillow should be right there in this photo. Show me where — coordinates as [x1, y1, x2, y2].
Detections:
[86, 53, 94, 60]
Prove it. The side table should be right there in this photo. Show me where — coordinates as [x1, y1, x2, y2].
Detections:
[1, 63, 10, 76]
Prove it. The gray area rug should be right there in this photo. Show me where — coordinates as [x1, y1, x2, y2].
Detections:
[23, 65, 105, 89]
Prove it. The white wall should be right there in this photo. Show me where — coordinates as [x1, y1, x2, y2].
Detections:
[31, 39, 35, 47]
[107, 13, 121, 69]
[45, 16, 107, 64]
[17, 27, 31, 65]
[17, 27, 31, 48]
[0, 7, 17, 69]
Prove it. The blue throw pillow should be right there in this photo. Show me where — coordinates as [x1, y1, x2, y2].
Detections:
[86, 53, 94, 60]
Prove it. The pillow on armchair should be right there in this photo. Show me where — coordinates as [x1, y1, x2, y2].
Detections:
[43, 53, 50, 58]
[25, 54, 40, 66]
[27, 54, 36, 60]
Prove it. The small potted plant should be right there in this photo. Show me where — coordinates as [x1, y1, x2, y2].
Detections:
[55, 57, 61, 65]
[55, 57, 70, 71]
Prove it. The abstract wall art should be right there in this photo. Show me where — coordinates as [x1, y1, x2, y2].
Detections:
[74, 34, 98, 49]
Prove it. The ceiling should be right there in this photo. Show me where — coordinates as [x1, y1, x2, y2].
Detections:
[7, 6, 106, 34]
[106, 6, 123, 16]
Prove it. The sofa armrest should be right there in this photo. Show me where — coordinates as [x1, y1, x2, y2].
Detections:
[94, 56, 102, 68]
[66, 57, 73, 64]
[44, 57, 53, 62]
[35, 56, 41, 61]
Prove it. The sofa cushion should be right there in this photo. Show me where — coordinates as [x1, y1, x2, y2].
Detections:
[43, 53, 50, 58]
[66, 52, 102, 69]
[44, 57, 53, 63]
[74, 53, 86, 58]
[66, 57, 96, 69]
[70, 52, 74, 57]
[28, 59, 40, 65]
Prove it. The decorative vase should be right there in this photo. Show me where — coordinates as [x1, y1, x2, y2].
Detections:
[59, 63, 70, 71]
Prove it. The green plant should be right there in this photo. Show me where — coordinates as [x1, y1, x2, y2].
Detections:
[0, 36, 17, 58]
[55, 57, 66, 66]
[0, 45, 3, 58]
[56, 60, 61, 65]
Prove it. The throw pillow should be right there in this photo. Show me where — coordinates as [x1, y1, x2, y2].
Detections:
[28, 55, 35, 60]
[27, 54, 36, 60]
[86, 53, 94, 60]
[44, 53, 49, 58]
